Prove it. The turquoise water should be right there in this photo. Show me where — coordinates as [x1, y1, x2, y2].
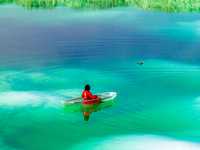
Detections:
[1, 3, 200, 150]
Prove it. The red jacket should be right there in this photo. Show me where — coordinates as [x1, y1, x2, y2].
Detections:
[82, 90, 98, 105]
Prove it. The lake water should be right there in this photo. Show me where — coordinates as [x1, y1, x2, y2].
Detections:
[1, 1, 200, 150]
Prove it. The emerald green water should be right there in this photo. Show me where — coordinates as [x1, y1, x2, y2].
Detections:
[1, 3, 200, 150]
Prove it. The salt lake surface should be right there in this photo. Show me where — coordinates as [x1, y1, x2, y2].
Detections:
[1, 1, 200, 150]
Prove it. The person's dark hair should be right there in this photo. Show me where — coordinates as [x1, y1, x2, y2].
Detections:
[85, 85, 90, 91]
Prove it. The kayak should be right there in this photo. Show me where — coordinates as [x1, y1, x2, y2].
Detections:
[60, 99, 116, 114]
[60, 92, 117, 106]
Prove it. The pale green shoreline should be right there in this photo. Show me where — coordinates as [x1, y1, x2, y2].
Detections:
[1, 0, 200, 12]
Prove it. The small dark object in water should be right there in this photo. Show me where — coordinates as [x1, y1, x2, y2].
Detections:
[84, 115, 89, 121]
[137, 61, 146, 65]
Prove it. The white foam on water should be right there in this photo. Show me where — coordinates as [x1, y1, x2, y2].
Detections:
[178, 21, 200, 36]
[70, 134, 200, 150]
[193, 97, 200, 108]
[0, 88, 86, 109]
[0, 91, 65, 108]
[0, 91, 42, 107]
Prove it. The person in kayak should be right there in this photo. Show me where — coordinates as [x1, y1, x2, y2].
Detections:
[82, 85, 101, 105]
[82, 85, 101, 121]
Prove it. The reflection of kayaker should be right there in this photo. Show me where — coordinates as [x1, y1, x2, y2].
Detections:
[137, 61, 146, 65]
[82, 85, 102, 121]
[83, 110, 99, 121]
